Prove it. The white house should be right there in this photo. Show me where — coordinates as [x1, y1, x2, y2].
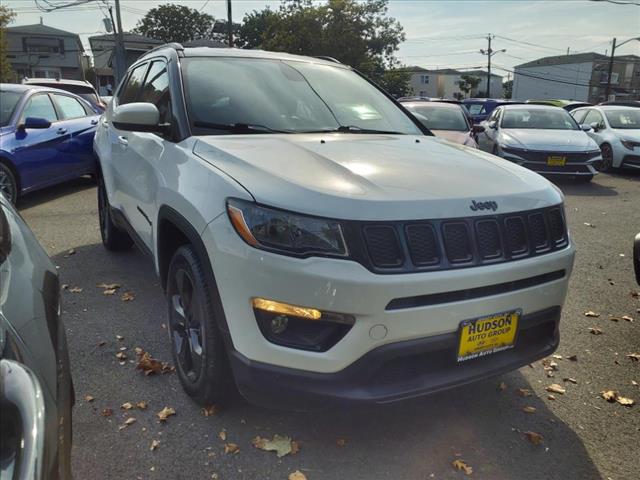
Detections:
[403, 67, 503, 99]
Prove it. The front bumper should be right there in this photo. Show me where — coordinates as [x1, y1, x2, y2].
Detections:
[230, 306, 560, 407]
[622, 154, 640, 169]
[502, 150, 601, 176]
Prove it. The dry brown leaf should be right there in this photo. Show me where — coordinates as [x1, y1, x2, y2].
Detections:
[547, 394, 556, 401]
[136, 401, 148, 410]
[336, 438, 347, 447]
[68, 287, 83, 293]
[224, 443, 239, 454]
[451, 459, 473, 475]
[119, 417, 136, 430]
[252, 435, 296, 457]
[523, 431, 544, 445]
[84, 395, 95, 402]
[563, 377, 578, 384]
[589, 327, 603, 335]
[136, 350, 174, 375]
[218, 430, 227, 441]
[103, 289, 117, 296]
[616, 396, 635, 406]
[601, 390, 618, 402]
[201, 405, 219, 417]
[156, 406, 176, 422]
[626, 353, 640, 362]
[100, 408, 113, 417]
[546, 384, 566, 394]
[516, 388, 532, 397]
[97, 283, 120, 290]
[121, 291, 135, 302]
[115, 351, 127, 361]
[621, 315, 634, 322]
[150, 439, 160, 451]
[522, 406, 537, 414]
[121, 402, 134, 410]
[288, 471, 307, 480]
[552, 354, 563, 360]
[584, 311, 600, 317]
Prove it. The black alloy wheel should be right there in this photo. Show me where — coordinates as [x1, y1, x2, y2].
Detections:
[0, 163, 17, 204]
[97, 174, 133, 251]
[599, 144, 614, 172]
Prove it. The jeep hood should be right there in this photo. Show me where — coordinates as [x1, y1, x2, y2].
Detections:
[193, 134, 562, 221]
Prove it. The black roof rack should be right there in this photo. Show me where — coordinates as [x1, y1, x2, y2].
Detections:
[144, 42, 184, 56]
[315, 56, 341, 64]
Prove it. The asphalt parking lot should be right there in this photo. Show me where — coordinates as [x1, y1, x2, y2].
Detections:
[18, 170, 639, 480]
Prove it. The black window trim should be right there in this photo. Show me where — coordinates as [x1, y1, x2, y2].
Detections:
[19, 92, 60, 125]
[115, 61, 151, 107]
[139, 58, 175, 141]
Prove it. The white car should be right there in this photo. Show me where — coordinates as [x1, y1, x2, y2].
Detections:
[94, 45, 575, 408]
[477, 104, 602, 182]
[571, 106, 640, 171]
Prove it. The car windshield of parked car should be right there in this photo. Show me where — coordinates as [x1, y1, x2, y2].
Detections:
[406, 105, 468, 131]
[501, 108, 578, 130]
[0, 91, 22, 127]
[604, 109, 640, 129]
[182, 57, 422, 135]
[465, 103, 485, 115]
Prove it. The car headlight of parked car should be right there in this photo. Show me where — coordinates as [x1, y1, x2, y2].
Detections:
[621, 140, 640, 150]
[227, 198, 348, 258]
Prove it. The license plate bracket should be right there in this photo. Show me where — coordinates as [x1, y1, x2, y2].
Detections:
[547, 155, 566, 166]
[457, 309, 521, 362]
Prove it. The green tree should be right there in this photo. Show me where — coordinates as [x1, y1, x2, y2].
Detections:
[0, 5, 16, 83]
[503, 79, 513, 99]
[238, 0, 405, 87]
[457, 75, 481, 99]
[132, 4, 215, 43]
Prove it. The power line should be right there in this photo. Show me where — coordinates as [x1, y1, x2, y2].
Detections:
[494, 35, 566, 53]
[493, 64, 593, 87]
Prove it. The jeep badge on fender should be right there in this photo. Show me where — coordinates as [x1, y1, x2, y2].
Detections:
[470, 200, 498, 212]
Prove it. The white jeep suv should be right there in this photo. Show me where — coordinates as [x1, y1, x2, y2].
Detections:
[94, 45, 575, 408]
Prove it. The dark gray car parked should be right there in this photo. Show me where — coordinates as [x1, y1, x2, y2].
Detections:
[0, 193, 73, 479]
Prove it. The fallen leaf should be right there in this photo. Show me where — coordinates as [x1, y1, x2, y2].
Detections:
[218, 430, 227, 441]
[546, 384, 566, 394]
[567, 355, 578, 361]
[601, 390, 618, 402]
[101, 408, 113, 417]
[583, 222, 595, 228]
[622, 315, 634, 322]
[632, 380, 638, 387]
[150, 439, 160, 451]
[552, 354, 563, 360]
[516, 388, 532, 397]
[626, 353, 640, 362]
[584, 311, 600, 318]
[116, 335, 124, 341]
[84, 395, 95, 402]
[136, 350, 174, 375]
[563, 378, 578, 384]
[616, 396, 635, 407]
[201, 405, 219, 417]
[97, 283, 120, 290]
[336, 438, 347, 447]
[523, 431, 544, 445]
[522, 406, 537, 414]
[156, 406, 176, 422]
[119, 417, 136, 430]
[121, 402, 134, 410]
[589, 327, 603, 335]
[451, 459, 473, 475]
[224, 443, 239, 454]
[121, 291, 135, 302]
[115, 351, 127, 361]
[547, 394, 556, 401]
[252, 434, 297, 458]
[68, 287, 83, 293]
[136, 401, 148, 410]
[288, 471, 307, 480]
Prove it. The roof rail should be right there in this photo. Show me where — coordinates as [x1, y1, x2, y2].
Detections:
[315, 56, 341, 64]
[144, 42, 184, 57]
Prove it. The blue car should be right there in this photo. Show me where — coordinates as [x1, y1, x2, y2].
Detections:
[462, 98, 523, 124]
[0, 83, 100, 203]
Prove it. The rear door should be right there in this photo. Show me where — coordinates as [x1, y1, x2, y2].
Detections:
[50, 93, 100, 178]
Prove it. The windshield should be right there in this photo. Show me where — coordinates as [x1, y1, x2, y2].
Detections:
[405, 105, 469, 131]
[0, 91, 23, 127]
[181, 57, 421, 135]
[465, 104, 486, 115]
[501, 108, 579, 130]
[604, 109, 640, 129]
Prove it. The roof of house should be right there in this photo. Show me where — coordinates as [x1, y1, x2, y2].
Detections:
[515, 52, 610, 69]
[461, 69, 502, 79]
[89, 33, 163, 44]
[6, 23, 81, 38]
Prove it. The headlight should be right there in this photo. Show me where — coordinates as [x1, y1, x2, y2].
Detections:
[621, 139, 640, 150]
[227, 199, 348, 257]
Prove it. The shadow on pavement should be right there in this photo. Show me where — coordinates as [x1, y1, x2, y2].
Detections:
[17, 176, 96, 210]
[553, 177, 618, 197]
[55, 243, 602, 480]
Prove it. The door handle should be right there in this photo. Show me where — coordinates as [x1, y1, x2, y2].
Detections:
[56, 128, 68, 135]
[118, 136, 128, 147]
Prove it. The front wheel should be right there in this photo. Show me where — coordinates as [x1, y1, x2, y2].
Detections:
[97, 174, 133, 251]
[166, 245, 232, 405]
[599, 144, 614, 172]
[0, 163, 18, 204]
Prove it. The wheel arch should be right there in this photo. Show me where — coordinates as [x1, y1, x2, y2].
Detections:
[0, 156, 21, 196]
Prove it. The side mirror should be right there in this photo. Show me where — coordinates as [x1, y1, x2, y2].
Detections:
[112, 103, 165, 133]
[472, 124, 485, 133]
[589, 122, 600, 132]
[488, 120, 497, 130]
[20, 117, 52, 130]
[634, 232, 640, 285]
[580, 124, 592, 132]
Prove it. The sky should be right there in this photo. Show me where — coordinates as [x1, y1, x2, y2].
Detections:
[5, 0, 640, 79]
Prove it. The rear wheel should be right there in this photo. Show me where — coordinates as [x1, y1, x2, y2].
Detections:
[166, 245, 232, 405]
[0, 162, 18, 204]
[599, 144, 614, 172]
[97, 173, 133, 251]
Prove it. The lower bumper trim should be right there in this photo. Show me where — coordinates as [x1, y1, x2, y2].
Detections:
[229, 306, 561, 409]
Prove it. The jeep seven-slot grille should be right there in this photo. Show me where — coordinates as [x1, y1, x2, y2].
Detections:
[360, 206, 567, 273]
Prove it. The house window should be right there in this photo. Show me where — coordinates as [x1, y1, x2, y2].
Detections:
[420, 75, 430, 84]
[23, 36, 64, 54]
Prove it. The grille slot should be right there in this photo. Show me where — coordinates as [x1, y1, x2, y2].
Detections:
[476, 220, 502, 259]
[442, 222, 472, 263]
[505, 217, 528, 255]
[363, 226, 403, 267]
[406, 224, 439, 266]
[547, 208, 566, 244]
[528, 213, 548, 249]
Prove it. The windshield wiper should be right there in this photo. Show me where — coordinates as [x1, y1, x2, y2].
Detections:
[193, 121, 291, 134]
[303, 125, 407, 135]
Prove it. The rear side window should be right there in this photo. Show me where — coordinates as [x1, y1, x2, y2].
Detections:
[21, 94, 58, 123]
[53, 94, 88, 119]
[140, 61, 172, 124]
[118, 63, 148, 105]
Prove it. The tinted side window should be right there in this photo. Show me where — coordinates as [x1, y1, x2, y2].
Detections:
[140, 61, 171, 124]
[53, 94, 88, 119]
[118, 63, 148, 105]
[21, 94, 58, 123]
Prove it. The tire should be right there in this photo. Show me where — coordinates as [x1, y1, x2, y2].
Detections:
[97, 174, 133, 251]
[166, 244, 232, 405]
[599, 143, 614, 172]
[0, 162, 18, 204]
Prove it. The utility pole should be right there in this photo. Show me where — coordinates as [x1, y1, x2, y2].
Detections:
[226, 0, 233, 48]
[480, 35, 505, 99]
[604, 38, 617, 101]
[113, 0, 127, 85]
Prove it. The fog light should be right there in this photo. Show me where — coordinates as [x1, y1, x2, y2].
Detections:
[270, 315, 289, 334]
